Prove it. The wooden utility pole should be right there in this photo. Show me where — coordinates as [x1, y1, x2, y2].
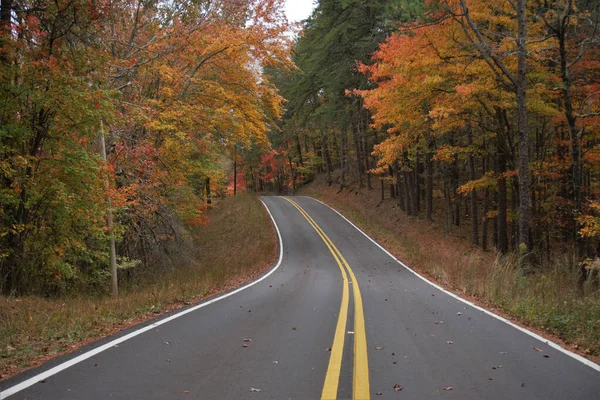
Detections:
[233, 148, 237, 196]
[100, 121, 118, 297]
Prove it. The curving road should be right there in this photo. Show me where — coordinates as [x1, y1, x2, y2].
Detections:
[1, 196, 599, 399]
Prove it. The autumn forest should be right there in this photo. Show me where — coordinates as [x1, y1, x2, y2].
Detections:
[1, 0, 600, 300]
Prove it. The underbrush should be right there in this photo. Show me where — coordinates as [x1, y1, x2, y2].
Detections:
[299, 175, 600, 357]
[0, 194, 276, 379]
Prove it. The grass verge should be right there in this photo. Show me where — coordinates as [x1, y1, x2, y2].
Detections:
[299, 175, 600, 360]
[0, 194, 277, 380]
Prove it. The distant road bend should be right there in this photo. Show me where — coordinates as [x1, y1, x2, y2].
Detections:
[1, 196, 599, 400]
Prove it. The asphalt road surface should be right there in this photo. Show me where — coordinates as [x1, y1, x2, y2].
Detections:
[2, 196, 599, 400]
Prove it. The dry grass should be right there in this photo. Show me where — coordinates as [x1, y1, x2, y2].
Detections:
[299, 175, 600, 358]
[0, 194, 277, 380]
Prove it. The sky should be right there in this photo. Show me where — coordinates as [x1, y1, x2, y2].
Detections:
[285, 0, 316, 23]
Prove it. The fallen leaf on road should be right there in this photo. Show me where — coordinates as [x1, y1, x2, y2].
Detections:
[532, 346, 543, 352]
[443, 386, 452, 391]
[250, 388, 262, 392]
[292, 326, 297, 330]
[393, 384, 403, 391]
[182, 390, 190, 394]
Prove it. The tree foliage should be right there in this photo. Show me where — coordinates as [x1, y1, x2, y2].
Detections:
[0, 0, 291, 295]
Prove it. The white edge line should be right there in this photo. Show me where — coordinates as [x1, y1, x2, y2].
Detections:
[306, 196, 600, 373]
[0, 198, 284, 399]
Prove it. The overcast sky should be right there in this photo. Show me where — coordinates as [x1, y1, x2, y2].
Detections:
[285, 0, 315, 22]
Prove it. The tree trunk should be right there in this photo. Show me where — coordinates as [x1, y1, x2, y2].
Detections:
[363, 134, 373, 190]
[426, 138, 434, 221]
[353, 121, 364, 189]
[444, 167, 452, 236]
[295, 130, 304, 166]
[389, 166, 396, 198]
[233, 158, 237, 196]
[415, 153, 421, 213]
[496, 109, 509, 254]
[452, 156, 460, 227]
[321, 130, 332, 186]
[482, 156, 489, 250]
[395, 161, 405, 211]
[410, 168, 418, 216]
[468, 126, 479, 246]
[363, 135, 372, 190]
[340, 132, 346, 190]
[516, 0, 532, 260]
[404, 170, 413, 216]
[206, 177, 212, 204]
[557, 8, 583, 256]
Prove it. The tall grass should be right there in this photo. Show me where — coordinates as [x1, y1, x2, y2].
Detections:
[486, 255, 600, 353]
[0, 194, 276, 379]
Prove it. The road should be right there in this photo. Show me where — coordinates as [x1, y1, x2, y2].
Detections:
[1, 196, 599, 399]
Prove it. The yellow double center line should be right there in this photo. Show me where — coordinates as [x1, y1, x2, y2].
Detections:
[284, 198, 370, 400]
